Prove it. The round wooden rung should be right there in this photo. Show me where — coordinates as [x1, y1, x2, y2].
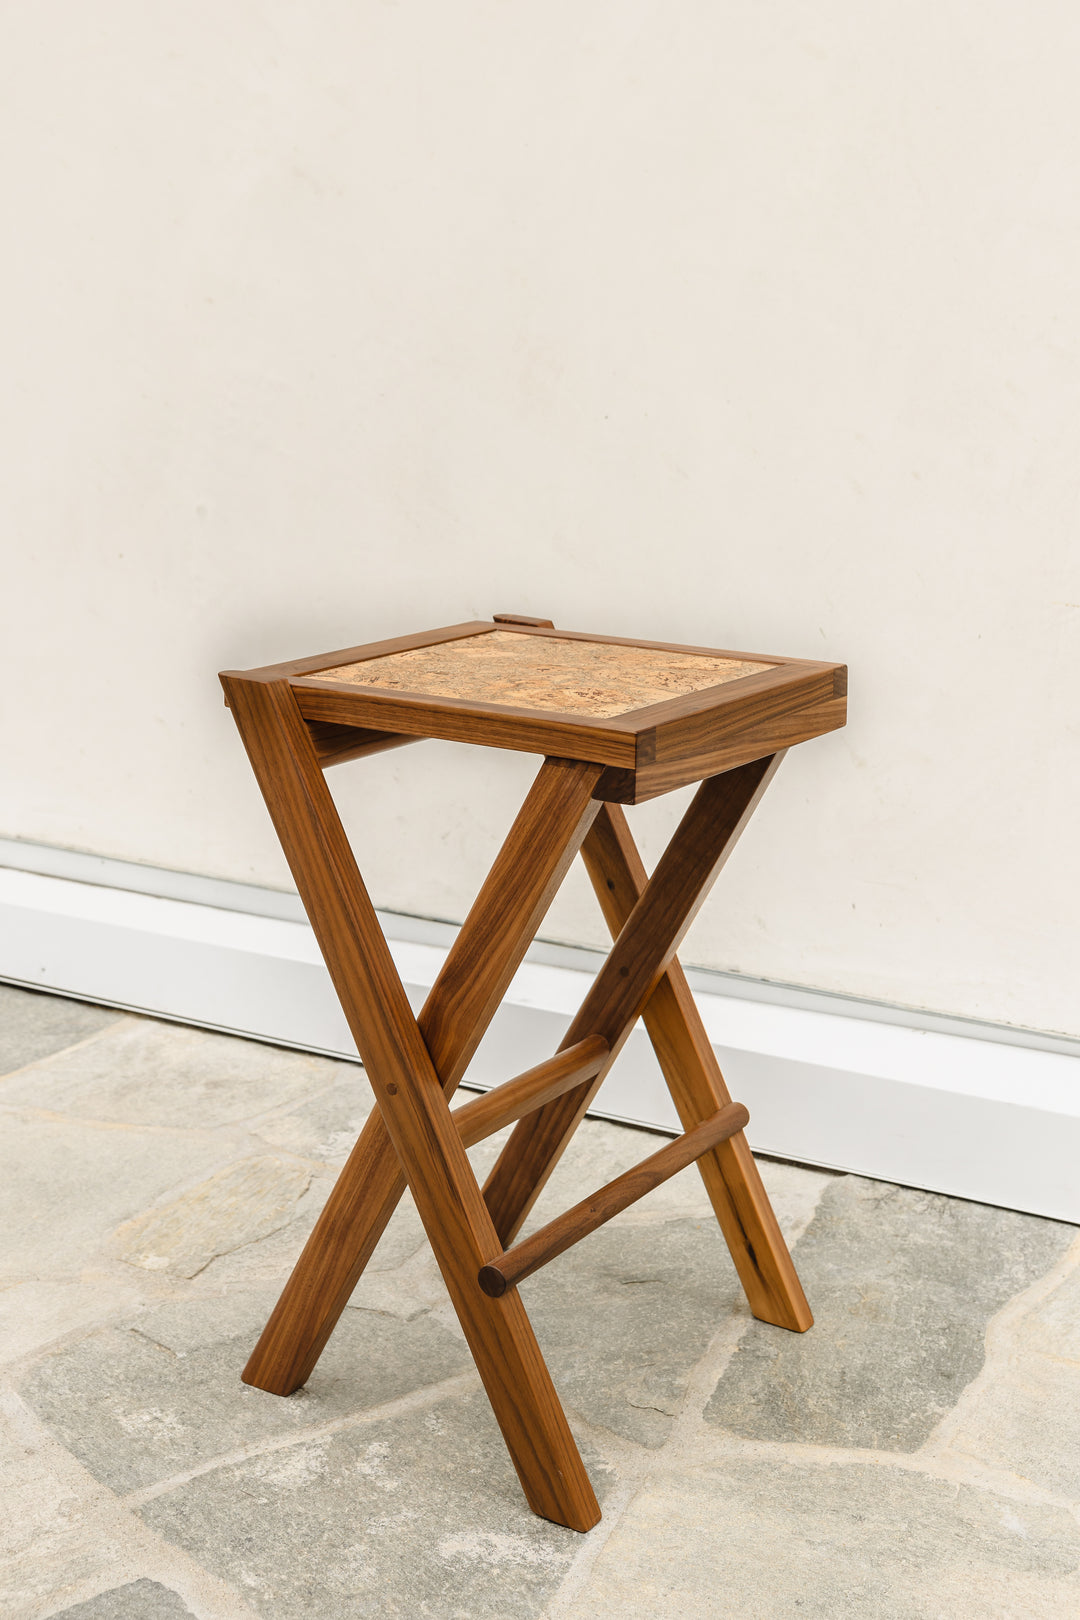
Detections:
[477, 1101, 750, 1298]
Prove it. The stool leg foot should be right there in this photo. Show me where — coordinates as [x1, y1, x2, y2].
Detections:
[243, 1110, 405, 1394]
[583, 804, 813, 1333]
[409, 1157, 602, 1532]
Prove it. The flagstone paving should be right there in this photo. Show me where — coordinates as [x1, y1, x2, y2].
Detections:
[2, 982, 1078, 1619]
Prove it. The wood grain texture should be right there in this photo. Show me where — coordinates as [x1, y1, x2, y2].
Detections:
[292, 680, 640, 765]
[216, 608, 842, 1528]
[306, 720, 415, 768]
[482, 754, 785, 1245]
[227, 623, 844, 789]
[581, 804, 813, 1332]
[452, 1037, 610, 1149]
[478, 1102, 749, 1297]
[418, 764, 603, 1092]
[221, 684, 601, 1530]
[239, 754, 602, 1403]
[470, 620, 796, 665]
[596, 689, 846, 803]
[628, 659, 840, 739]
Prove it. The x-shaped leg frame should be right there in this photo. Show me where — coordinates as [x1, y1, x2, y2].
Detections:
[223, 673, 811, 1532]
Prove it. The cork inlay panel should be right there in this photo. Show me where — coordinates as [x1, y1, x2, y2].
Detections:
[309, 631, 771, 719]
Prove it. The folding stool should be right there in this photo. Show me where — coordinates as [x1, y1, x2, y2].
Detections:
[220, 613, 847, 1532]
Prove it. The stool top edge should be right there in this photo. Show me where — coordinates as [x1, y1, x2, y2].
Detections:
[221, 620, 846, 769]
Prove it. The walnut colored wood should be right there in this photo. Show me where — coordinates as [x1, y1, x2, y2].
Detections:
[228, 617, 844, 796]
[627, 698, 843, 800]
[306, 719, 415, 768]
[293, 678, 641, 767]
[591, 663, 844, 803]
[219, 613, 837, 1531]
[240, 754, 602, 1403]
[452, 1037, 611, 1149]
[482, 754, 784, 1245]
[236, 620, 494, 681]
[478, 1102, 750, 1298]
[222, 684, 601, 1530]
[581, 804, 813, 1333]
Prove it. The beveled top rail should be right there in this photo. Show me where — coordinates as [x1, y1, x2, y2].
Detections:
[222, 615, 846, 803]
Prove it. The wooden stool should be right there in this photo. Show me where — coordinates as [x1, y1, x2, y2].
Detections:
[220, 614, 846, 1532]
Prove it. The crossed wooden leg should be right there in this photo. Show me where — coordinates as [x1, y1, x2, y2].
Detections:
[578, 804, 812, 1332]
[223, 670, 810, 1529]
[481, 755, 788, 1244]
[225, 673, 607, 1528]
[239, 743, 604, 1400]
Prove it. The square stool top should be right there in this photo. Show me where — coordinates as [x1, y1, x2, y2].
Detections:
[225, 616, 846, 803]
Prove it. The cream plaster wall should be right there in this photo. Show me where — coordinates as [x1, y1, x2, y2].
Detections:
[2, 4, 1078, 1033]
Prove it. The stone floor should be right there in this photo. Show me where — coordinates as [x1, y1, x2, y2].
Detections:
[2, 983, 1079, 1619]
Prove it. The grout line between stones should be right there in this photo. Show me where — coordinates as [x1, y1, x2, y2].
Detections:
[0, 1104, 269, 1140]
[10, 1070, 1077, 1616]
[0, 1020, 369, 1145]
[541, 1310, 760, 1616]
[538, 1469, 649, 1619]
[920, 1227, 1080, 1460]
[628, 1218, 1080, 1540]
[680, 1428, 1080, 1515]
[0, 1016, 135, 1090]
[231, 1075, 371, 1134]
[535, 1176, 1080, 1607]
[540, 1165, 834, 1617]
[122, 1370, 483, 1507]
[656, 1228, 1080, 1526]
[0, 1385, 264, 1620]
[0, 1105, 350, 1177]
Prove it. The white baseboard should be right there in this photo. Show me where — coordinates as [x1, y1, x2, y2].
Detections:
[1, 840, 1078, 1224]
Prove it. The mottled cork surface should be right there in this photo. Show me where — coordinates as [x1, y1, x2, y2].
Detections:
[309, 631, 770, 718]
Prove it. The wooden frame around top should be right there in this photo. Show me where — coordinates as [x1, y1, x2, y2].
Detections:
[224, 618, 846, 803]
